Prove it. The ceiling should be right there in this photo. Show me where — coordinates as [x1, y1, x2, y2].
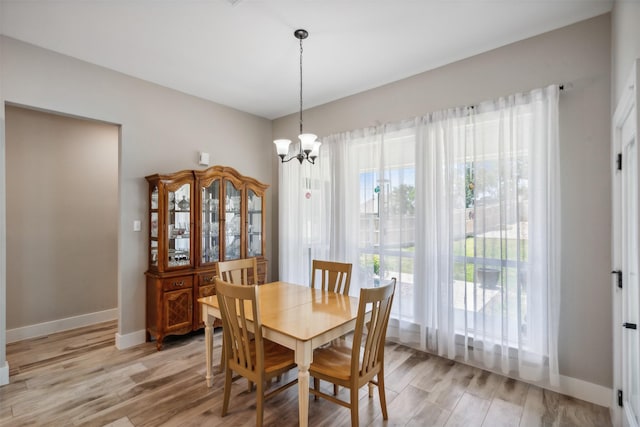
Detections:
[0, 0, 612, 120]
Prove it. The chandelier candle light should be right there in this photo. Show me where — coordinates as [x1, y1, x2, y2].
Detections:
[274, 29, 321, 164]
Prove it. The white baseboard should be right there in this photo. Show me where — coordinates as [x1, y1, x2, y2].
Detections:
[0, 361, 9, 386]
[6, 308, 117, 343]
[555, 374, 612, 408]
[115, 329, 146, 350]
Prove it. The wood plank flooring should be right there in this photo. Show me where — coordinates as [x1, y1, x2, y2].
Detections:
[0, 321, 611, 426]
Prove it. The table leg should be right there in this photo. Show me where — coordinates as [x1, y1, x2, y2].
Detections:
[298, 366, 309, 427]
[296, 342, 312, 427]
[203, 308, 214, 388]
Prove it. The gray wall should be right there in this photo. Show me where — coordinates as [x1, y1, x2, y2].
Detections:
[273, 14, 613, 389]
[0, 36, 275, 349]
[5, 105, 118, 328]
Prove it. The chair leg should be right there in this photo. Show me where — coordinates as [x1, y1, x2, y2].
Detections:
[221, 364, 233, 417]
[377, 372, 388, 420]
[334, 384, 339, 395]
[314, 377, 320, 401]
[218, 336, 225, 373]
[256, 380, 264, 427]
[350, 386, 359, 427]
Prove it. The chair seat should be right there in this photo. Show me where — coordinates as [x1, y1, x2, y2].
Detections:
[310, 340, 354, 382]
[263, 340, 296, 375]
[230, 338, 296, 377]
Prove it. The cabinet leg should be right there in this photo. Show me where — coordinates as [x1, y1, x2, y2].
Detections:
[156, 336, 164, 351]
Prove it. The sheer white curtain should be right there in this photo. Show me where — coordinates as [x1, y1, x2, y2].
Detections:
[413, 86, 560, 384]
[278, 85, 560, 385]
[277, 146, 330, 285]
[278, 127, 386, 290]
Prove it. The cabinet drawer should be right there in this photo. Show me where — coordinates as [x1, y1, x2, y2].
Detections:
[161, 276, 193, 292]
[198, 271, 217, 287]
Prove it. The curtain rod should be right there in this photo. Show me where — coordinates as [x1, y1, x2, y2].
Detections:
[559, 82, 573, 91]
[412, 83, 569, 116]
[464, 83, 568, 110]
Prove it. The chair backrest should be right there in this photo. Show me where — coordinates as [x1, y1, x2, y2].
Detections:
[351, 278, 396, 380]
[215, 278, 264, 376]
[217, 257, 258, 285]
[311, 260, 353, 295]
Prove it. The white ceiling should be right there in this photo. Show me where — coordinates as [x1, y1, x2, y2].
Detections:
[0, 0, 612, 120]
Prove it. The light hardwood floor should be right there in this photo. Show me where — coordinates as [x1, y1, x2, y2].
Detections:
[0, 321, 611, 426]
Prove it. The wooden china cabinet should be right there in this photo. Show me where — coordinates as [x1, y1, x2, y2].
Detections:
[145, 165, 268, 350]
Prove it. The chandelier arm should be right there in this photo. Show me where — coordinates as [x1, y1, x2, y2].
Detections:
[280, 155, 296, 164]
[280, 152, 310, 164]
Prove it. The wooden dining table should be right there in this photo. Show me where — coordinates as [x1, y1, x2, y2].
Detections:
[199, 281, 361, 427]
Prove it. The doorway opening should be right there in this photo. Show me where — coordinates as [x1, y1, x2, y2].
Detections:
[4, 104, 119, 344]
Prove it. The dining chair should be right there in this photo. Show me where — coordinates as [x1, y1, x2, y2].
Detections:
[217, 257, 259, 285]
[216, 257, 259, 371]
[311, 259, 352, 294]
[311, 259, 353, 395]
[215, 278, 298, 427]
[309, 278, 396, 427]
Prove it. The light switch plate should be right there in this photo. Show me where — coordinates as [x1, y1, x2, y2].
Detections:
[133, 220, 141, 232]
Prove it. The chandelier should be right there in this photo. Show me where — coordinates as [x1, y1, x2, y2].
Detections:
[274, 29, 321, 164]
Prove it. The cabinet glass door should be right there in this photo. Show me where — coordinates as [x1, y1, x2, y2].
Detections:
[247, 189, 263, 257]
[150, 186, 159, 267]
[167, 183, 191, 267]
[224, 180, 242, 260]
[201, 179, 220, 264]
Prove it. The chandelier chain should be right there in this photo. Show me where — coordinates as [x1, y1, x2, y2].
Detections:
[299, 36, 304, 135]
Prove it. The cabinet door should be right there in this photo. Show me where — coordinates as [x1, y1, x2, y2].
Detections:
[247, 187, 264, 257]
[223, 179, 242, 261]
[150, 186, 159, 267]
[200, 178, 221, 266]
[167, 182, 192, 269]
[163, 288, 192, 332]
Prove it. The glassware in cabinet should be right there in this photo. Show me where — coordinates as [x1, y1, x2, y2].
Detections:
[224, 180, 242, 261]
[200, 179, 220, 265]
[167, 183, 191, 268]
[149, 185, 159, 267]
[247, 189, 263, 257]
